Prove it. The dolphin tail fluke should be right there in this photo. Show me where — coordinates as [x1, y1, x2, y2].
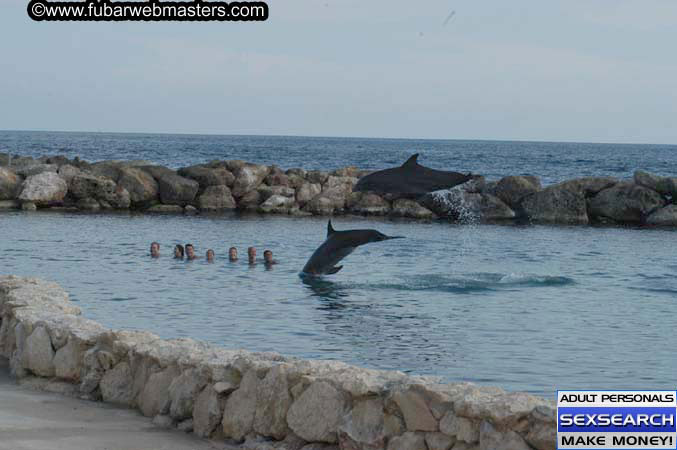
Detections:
[326, 265, 343, 275]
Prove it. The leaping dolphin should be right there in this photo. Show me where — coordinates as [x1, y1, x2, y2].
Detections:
[301, 221, 404, 276]
[354, 153, 475, 197]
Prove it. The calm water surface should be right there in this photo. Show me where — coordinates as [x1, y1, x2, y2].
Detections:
[2, 210, 676, 397]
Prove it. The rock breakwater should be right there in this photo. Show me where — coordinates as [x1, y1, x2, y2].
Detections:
[0, 276, 556, 450]
[1, 153, 675, 226]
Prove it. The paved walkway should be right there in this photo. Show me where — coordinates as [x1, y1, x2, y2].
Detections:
[0, 359, 230, 450]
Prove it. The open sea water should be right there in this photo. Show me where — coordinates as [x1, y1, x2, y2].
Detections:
[1, 130, 677, 397]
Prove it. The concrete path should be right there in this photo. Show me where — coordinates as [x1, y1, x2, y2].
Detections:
[0, 359, 232, 450]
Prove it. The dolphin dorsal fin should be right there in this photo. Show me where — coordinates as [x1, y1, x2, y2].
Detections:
[327, 220, 336, 237]
[402, 153, 419, 168]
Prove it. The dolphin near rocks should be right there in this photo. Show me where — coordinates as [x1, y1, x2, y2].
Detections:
[301, 220, 404, 276]
[354, 153, 475, 197]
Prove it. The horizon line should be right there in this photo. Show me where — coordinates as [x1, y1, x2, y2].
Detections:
[1, 128, 675, 148]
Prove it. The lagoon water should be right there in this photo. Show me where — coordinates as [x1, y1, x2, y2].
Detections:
[2, 211, 676, 397]
[2, 130, 677, 397]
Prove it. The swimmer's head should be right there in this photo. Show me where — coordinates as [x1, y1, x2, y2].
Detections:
[248, 247, 256, 264]
[174, 244, 184, 259]
[150, 242, 160, 257]
[185, 244, 196, 260]
[229, 247, 238, 261]
[264, 250, 273, 264]
[206, 249, 215, 262]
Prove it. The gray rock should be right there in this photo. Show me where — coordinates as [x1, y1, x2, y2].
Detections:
[76, 197, 101, 211]
[588, 182, 665, 223]
[254, 364, 293, 440]
[478, 421, 530, 450]
[57, 164, 81, 185]
[439, 413, 478, 444]
[18, 172, 68, 206]
[338, 397, 386, 449]
[197, 185, 237, 211]
[0, 200, 19, 209]
[646, 204, 677, 226]
[183, 205, 198, 215]
[426, 432, 456, 450]
[153, 414, 175, 428]
[307, 170, 329, 185]
[350, 193, 390, 215]
[391, 388, 438, 432]
[332, 166, 360, 178]
[520, 183, 588, 224]
[53, 338, 86, 381]
[24, 326, 55, 377]
[296, 182, 322, 206]
[633, 170, 676, 196]
[303, 194, 338, 215]
[494, 176, 541, 208]
[69, 173, 128, 209]
[146, 204, 184, 213]
[258, 185, 295, 201]
[177, 418, 193, 433]
[169, 368, 208, 420]
[178, 165, 235, 188]
[138, 366, 180, 417]
[21, 201, 37, 211]
[193, 385, 224, 438]
[232, 164, 270, 197]
[15, 163, 58, 177]
[0, 167, 22, 200]
[287, 381, 349, 443]
[258, 195, 296, 214]
[157, 172, 199, 206]
[100, 361, 134, 406]
[386, 431, 426, 450]
[222, 369, 260, 441]
[423, 190, 514, 222]
[391, 199, 436, 219]
[265, 171, 291, 187]
[238, 190, 263, 210]
[117, 167, 159, 206]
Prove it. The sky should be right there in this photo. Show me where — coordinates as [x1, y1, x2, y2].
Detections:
[1, 0, 676, 144]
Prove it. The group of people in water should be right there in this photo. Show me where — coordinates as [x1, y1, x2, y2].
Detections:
[149, 242, 277, 266]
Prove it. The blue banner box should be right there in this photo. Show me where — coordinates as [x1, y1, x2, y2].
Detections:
[557, 391, 677, 450]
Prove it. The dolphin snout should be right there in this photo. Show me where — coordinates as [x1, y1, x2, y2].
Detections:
[385, 235, 405, 240]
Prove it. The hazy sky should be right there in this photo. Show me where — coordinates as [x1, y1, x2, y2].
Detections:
[1, 0, 676, 143]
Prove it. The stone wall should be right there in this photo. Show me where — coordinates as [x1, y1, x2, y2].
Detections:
[2, 153, 675, 226]
[0, 276, 556, 450]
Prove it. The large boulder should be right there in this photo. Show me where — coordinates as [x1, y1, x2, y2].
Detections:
[588, 182, 665, 224]
[69, 173, 130, 208]
[258, 195, 296, 214]
[18, 172, 68, 206]
[56, 164, 81, 185]
[303, 195, 338, 215]
[156, 172, 199, 206]
[16, 163, 58, 177]
[258, 185, 295, 202]
[117, 167, 159, 206]
[0, 167, 22, 200]
[422, 190, 514, 222]
[287, 381, 349, 443]
[197, 185, 237, 211]
[296, 182, 322, 206]
[634, 170, 677, 196]
[232, 164, 270, 197]
[350, 193, 390, 215]
[494, 176, 541, 208]
[646, 204, 677, 226]
[238, 190, 262, 210]
[520, 185, 587, 224]
[391, 199, 436, 219]
[178, 165, 235, 189]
